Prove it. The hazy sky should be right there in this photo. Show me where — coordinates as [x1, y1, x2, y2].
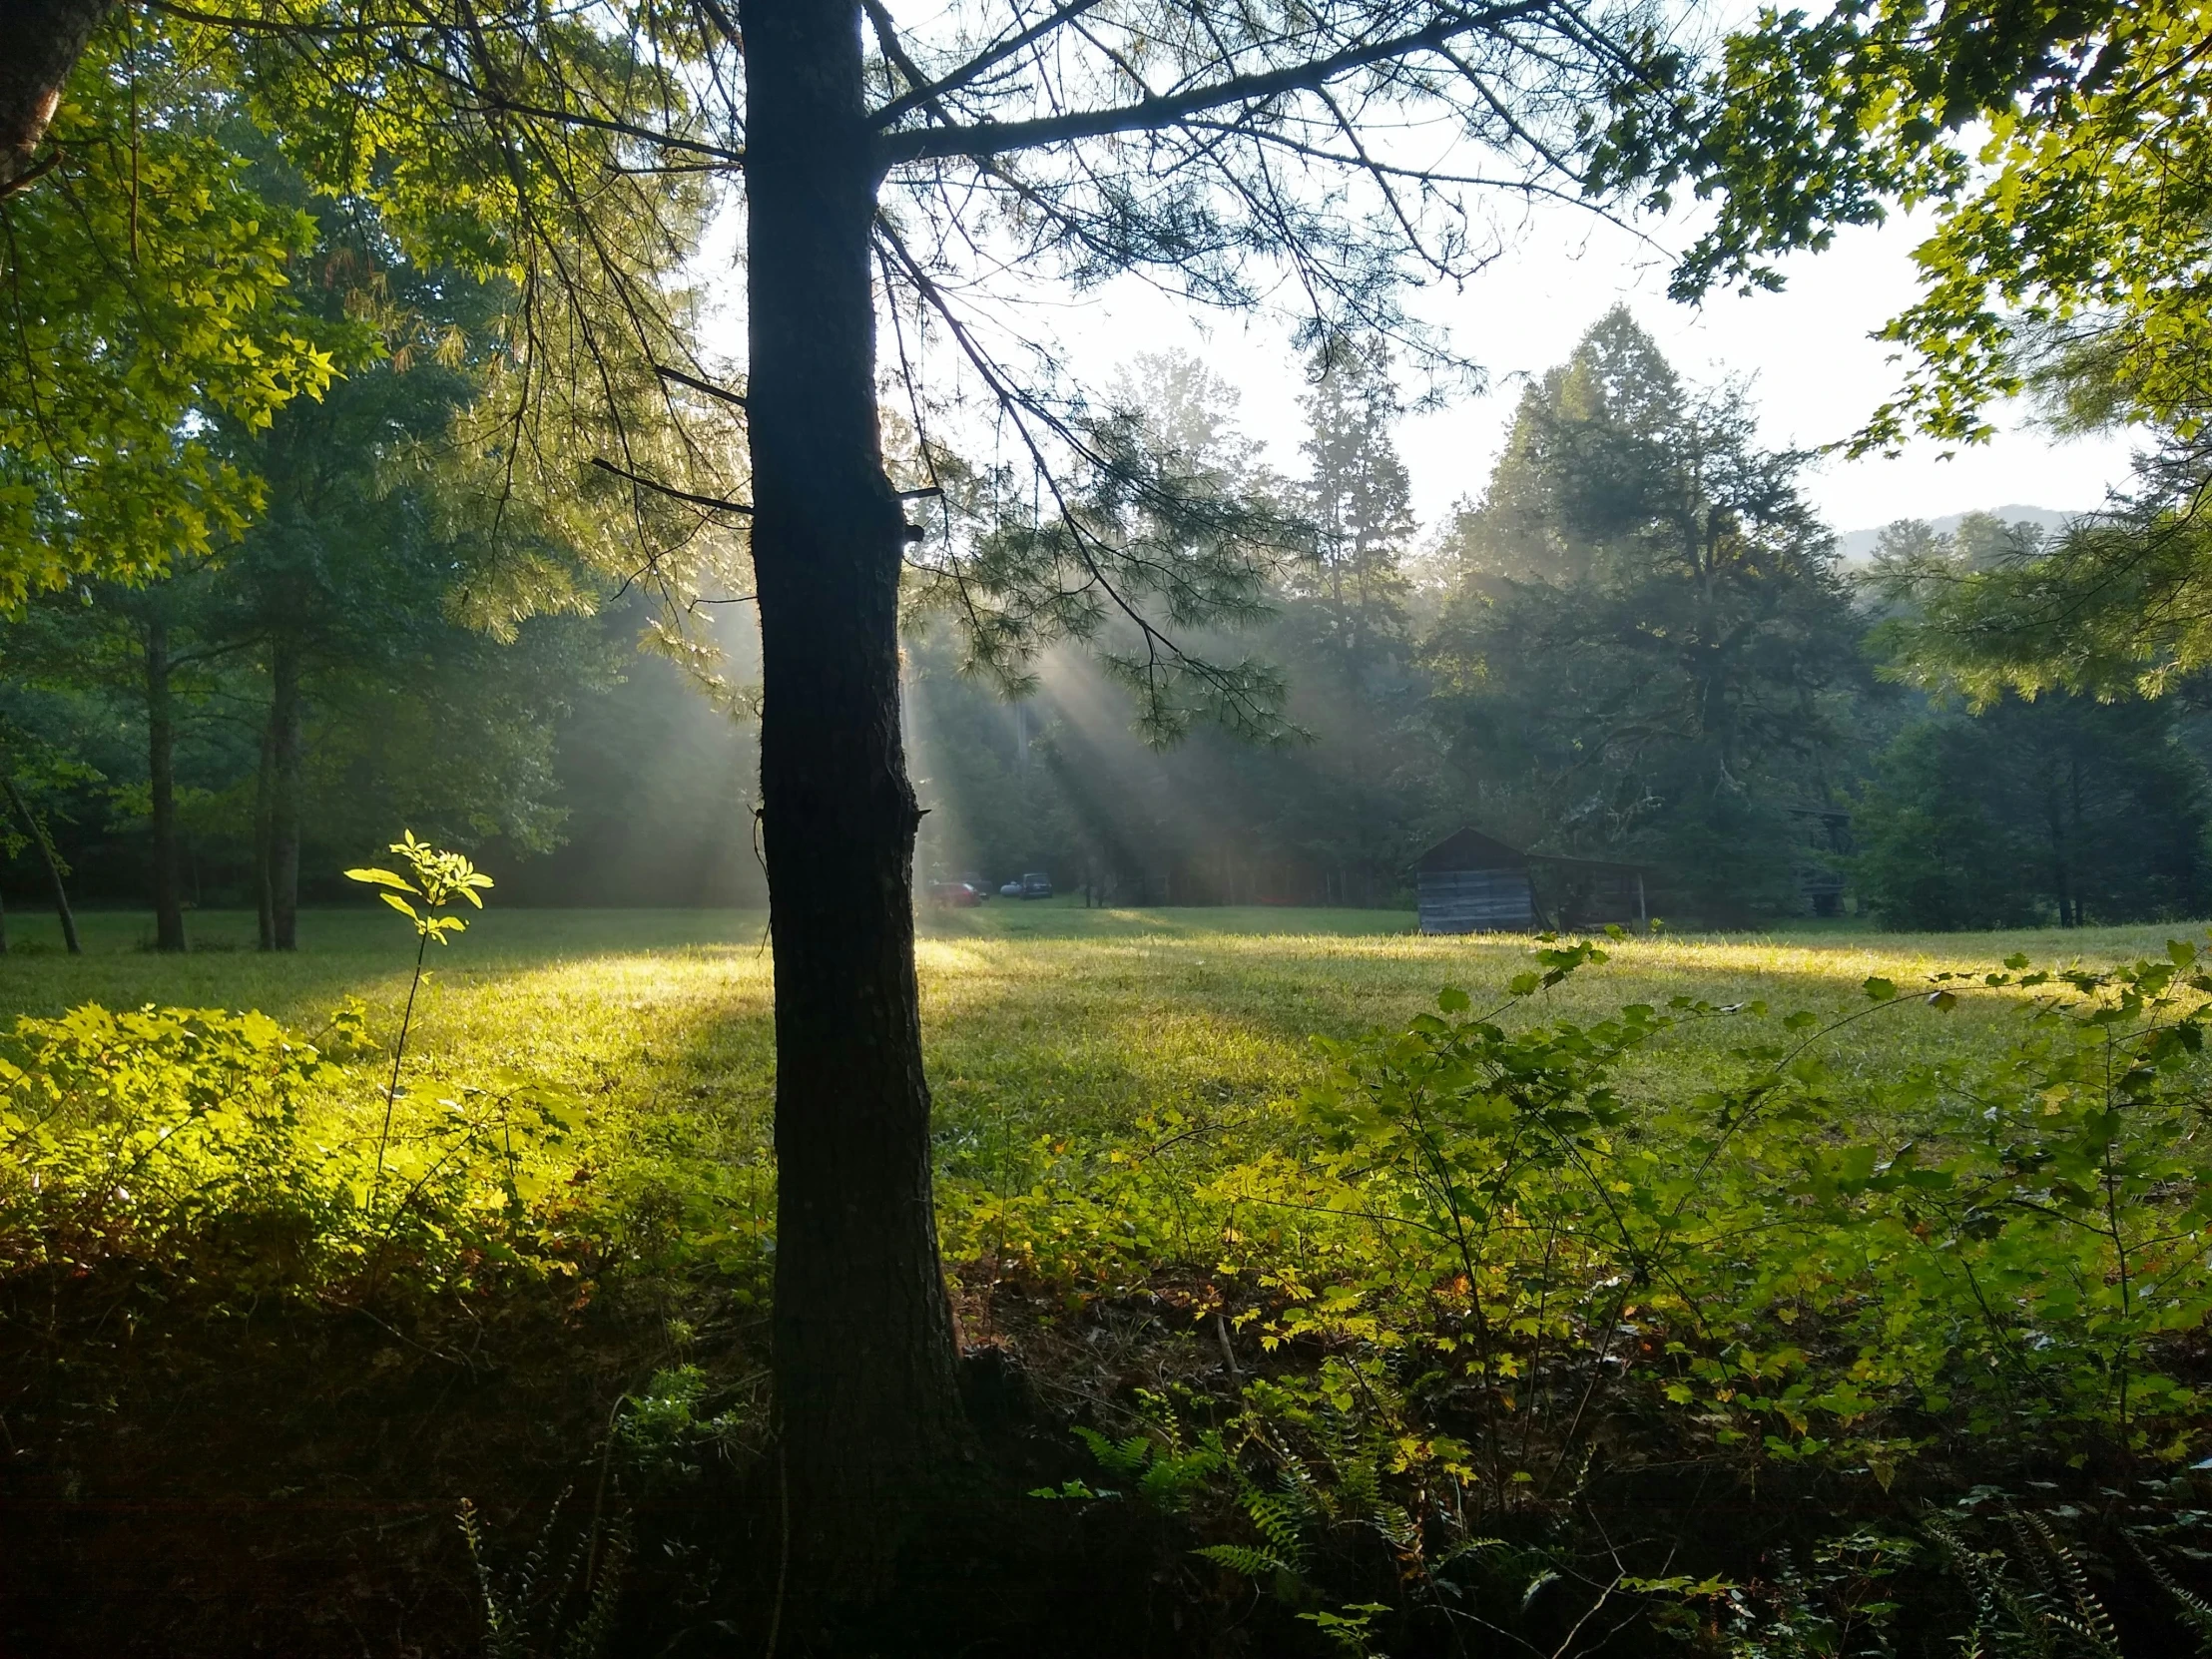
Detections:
[1036, 199, 2140, 538]
[699, 175, 2140, 540]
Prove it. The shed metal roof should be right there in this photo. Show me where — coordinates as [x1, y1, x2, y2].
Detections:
[1414, 827, 1528, 872]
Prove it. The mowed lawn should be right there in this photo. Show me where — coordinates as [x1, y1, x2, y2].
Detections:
[0, 901, 2201, 1166]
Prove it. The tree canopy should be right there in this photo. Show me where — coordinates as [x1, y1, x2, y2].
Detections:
[0, 31, 344, 604]
[1625, 0, 2212, 450]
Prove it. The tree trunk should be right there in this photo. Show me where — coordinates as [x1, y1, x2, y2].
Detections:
[254, 716, 276, 951]
[0, 0, 113, 197]
[3, 774, 77, 953]
[742, 0, 972, 1592]
[269, 636, 303, 950]
[147, 617, 188, 952]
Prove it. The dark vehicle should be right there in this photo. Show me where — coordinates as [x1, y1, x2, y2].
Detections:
[1019, 871, 1053, 898]
[928, 879, 984, 907]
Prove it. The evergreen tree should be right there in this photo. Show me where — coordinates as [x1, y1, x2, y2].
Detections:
[1425, 309, 1861, 917]
[1295, 345, 1414, 669]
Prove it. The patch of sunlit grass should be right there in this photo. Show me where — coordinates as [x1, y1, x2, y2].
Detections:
[3, 904, 2204, 1186]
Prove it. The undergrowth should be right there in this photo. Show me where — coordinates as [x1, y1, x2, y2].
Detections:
[952, 933, 2212, 1652]
[0, 999, 602, 1299]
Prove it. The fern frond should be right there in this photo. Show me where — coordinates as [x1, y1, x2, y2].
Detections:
[1337, 1450, 1382, 1513]
[2007, 1511, 2066, 1611]
[1929, 1512, 2042, 1658]
[2021, 1511, 2122, 1659]
[1246, 1488, 1314, 1566]
[1373, 1500, 1419, 1553]
[1197, 1543, 1295, 1579]
[459, 1499, 517, 1659]
[1434, 1535, 1506, 1570]
[2129, 1532, 2212, 1654]
[558, 1514, 631, 1659]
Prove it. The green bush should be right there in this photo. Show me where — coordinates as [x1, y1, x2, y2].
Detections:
[1285, 939, 2212, 1466]
[0, 1000, 589, 1298]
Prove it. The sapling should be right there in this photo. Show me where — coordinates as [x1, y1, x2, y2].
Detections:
[346, 831, 493, 1188]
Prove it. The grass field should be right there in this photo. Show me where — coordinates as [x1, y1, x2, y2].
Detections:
[3, 896, 2198, 1286]
[2, 901, 2198, 1146]
[10, 903, 2212, 1655]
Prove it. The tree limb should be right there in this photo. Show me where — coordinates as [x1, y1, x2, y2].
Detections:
[589, 455, 753, 514]
[876, 1, 1554, 167]
[871, 0, 1111, 130]
[653, 361, 748, 406]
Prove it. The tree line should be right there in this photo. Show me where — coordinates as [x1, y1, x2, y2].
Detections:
[18, 291, 2210, 952]
[0, 119, 758, 949]
[913, 310, 2212, 932]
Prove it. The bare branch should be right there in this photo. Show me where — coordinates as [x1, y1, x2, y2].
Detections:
[148, 0, 403, 35]
[471, 94, 742, 163]
[877, 1, 1555, 167]
[654, 361, 748, 406]
[589, 455, 753, 514]
[859, 0, 945, 121]
[874, 221, 1287, 734]
[871, 0, 1111, 131]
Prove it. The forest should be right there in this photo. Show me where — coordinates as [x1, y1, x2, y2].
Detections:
[10, 0, 2212, 1654]
[20, 306, 2207, 939]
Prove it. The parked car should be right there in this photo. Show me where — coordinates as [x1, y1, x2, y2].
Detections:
[1019, 871, 1053, 898]
[928, 879, 983, 907]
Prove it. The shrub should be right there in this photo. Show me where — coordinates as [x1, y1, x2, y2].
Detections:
[0, 1000, 588, 1299]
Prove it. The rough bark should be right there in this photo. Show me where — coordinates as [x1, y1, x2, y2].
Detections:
[742, 0, 974, 1593]
[0, 0, 113, 197]
[269, 636, 303, 951]
[146, 616, 188, 952]
[3, 773, 78, 953]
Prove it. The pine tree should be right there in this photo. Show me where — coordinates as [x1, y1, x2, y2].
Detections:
[1426, 310, 1859, 916]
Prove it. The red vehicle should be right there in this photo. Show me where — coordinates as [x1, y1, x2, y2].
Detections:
[927, 879, 984, 907]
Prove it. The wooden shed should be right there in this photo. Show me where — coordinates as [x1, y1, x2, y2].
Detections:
[1415, 828, 1650, 934]
[1536, 852, 1649, 929]
[1415, 829, 1536, 933]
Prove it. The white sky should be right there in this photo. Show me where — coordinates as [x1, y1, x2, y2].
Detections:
[696, 173, 2140, 541]
[1031, 201, 2141, 538]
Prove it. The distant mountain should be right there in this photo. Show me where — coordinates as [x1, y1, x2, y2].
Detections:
[1834, 504, 2086, 563]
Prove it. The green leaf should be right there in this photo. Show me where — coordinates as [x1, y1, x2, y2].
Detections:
[1195, 1543, 1293, 1578]
[346, 867, 416, 893]
[378, 892, 420, 920]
